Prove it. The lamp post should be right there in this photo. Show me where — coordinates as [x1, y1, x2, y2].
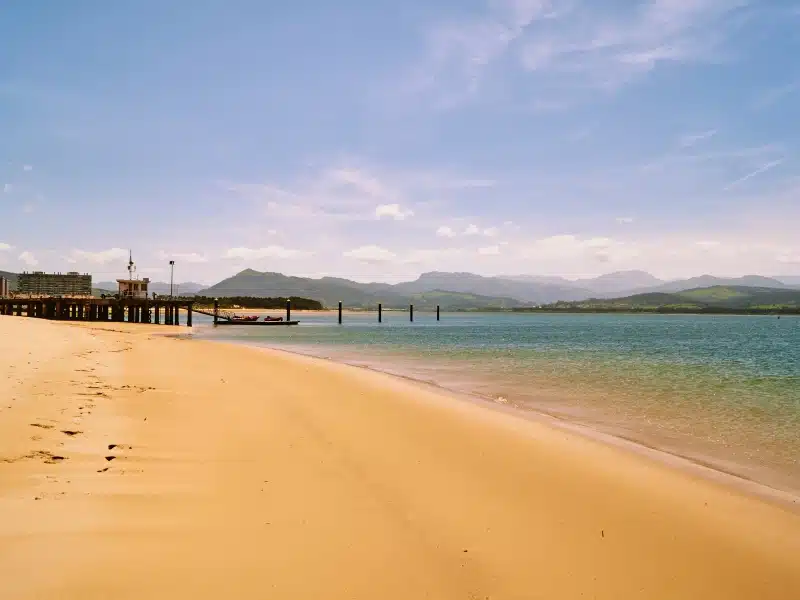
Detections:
[169, 260, 175, 298]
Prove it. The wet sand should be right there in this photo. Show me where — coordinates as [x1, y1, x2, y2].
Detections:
[1, 316, 799, 599]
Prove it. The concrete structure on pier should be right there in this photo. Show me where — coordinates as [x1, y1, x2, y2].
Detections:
[17, 271, 91, 296]
[117, 277, 150, 299]
[0, 276, 9, 298]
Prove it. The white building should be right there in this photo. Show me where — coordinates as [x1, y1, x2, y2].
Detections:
[117, 277, 150, 299]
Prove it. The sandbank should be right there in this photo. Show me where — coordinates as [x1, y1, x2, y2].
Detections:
[1, 316, 798, 599]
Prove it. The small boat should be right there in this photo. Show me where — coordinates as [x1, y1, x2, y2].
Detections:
[231, 315, 259, 322]
[264, 316, 284, 322]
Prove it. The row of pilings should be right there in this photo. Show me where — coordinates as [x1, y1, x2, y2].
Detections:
[0, 298, 194, 326]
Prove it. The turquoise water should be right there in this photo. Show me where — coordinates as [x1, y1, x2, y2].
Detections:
[193, 312, 800, 494]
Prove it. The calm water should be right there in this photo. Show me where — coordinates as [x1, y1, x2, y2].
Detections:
[193, 312, 800, 495]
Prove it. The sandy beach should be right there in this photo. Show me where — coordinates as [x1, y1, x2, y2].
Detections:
[1, 316, 799, 599]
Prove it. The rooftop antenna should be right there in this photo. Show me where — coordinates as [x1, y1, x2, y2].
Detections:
[128, 250, 136, 280]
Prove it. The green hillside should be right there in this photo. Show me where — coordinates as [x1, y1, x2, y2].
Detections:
[532, 286, 800, 312]
[407, 290, 526, 310]
[199, 269, 529, 310]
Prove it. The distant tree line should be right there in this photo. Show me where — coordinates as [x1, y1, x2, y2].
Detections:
[188, 296, 323, 310]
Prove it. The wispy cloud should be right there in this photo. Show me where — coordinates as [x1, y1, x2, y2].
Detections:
[753, 81, 799, 109]
[226, 164, 490, 224]
[402, 0, 562, 106]
[68, 247, 129, 265]
[0, 242, 12, 251]
[616, 216, 635, 224]
[723, 159, 784, 190]
[640, 143, 782, 174]
[401, 0, 751, 108]
[519, 1, 749, 91]
[23, 164, 32, 171]
[224, 246, 310, 260]
[156, 250, 209, 264]
[343, 245, 397, 263]
[3, 183, 11, 193]
[679, 129, 718, 147]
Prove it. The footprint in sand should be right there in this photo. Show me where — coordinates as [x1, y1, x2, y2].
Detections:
[108, 444, 132, 451]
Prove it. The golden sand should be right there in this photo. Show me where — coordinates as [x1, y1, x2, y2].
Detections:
[1, 316, 798, 599]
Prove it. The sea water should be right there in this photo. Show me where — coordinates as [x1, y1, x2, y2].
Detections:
[194, 312, 800, 495]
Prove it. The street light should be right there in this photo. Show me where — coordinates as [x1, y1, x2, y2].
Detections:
[169, 260, 175, 298]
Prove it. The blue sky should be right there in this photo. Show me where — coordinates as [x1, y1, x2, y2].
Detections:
[1, 0, 799, 283]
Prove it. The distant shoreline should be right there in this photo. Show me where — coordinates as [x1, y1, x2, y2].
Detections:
[192, 304, 800, 316]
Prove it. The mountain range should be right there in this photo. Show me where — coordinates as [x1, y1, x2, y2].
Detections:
[196, 269, 800, 307]
[3, 268, 799, 308]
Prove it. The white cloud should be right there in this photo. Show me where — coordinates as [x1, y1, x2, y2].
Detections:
[343, 245, 397, 263]
[224, 246, 309, 260]
[679, 129, 717, 147]
[69, 247, 129, 265]
[483, 226, 499, 237]
[18, 251, 38, 267]
[464, 224, 481, 235]
[22, 203, 35, 214]
[23, 165, 33, 171]
[375, 203, 414, 220]
[695, 240, 721, 249]
[3, 183, 11, 193]
[0, 242, 12, 251]
[478, 245, 501, 255]
[156, 251, 209, 264]
[436, 225, 457, 238]
[616, 216, 635, 224]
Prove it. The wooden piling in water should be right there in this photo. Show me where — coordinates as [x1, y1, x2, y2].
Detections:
[410, 304, 414, 322]
[286, 299, 291, 323]
[338, 301, 342, 325]
[437, 305, 440, 321]
[378, 303, 382, 323]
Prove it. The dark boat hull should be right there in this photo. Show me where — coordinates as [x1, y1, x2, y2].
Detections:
[215, 320, 299, 326]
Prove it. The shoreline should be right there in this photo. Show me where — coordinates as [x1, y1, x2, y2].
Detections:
[2, 317, 799, 598]
[203, 336, 800, 512]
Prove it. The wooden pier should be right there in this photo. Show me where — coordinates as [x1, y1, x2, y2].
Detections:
[0, 297, 194, 327]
